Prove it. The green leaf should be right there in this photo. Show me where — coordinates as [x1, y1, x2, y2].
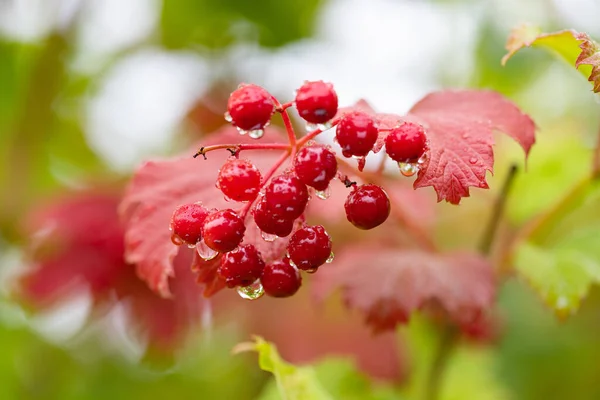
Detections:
[235, 336, 334, 400]
[502, 25, 600, 92]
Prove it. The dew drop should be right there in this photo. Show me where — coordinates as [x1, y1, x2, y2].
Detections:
[237, 127, 248, 136]
[469, 157, 478, 165]
[398, 162, 419, 177]
[171, 234, 184, 246]
[196, 240, 219, 261]
[261, 231, 278, 242]
[224, 112, 232, 122]
[248, 129, 264, 139]
[326, 251, 335, 264]
[237, 280, 265, 300]
[288, 258, 297, 268]
[305, 267, 318, 274]
[315, 186, 331, 200]
[417, 153, 428, 165]
[187, 243, 197, 249]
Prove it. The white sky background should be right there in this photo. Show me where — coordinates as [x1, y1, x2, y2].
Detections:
[0, 0, 599, 171]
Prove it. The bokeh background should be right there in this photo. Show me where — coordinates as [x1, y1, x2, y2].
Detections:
[1, 0, 600, 398]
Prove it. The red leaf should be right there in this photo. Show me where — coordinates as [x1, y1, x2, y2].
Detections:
[119, 127, 288, 298]
[575, 32, 600, 93]
[409, 90, 535, 204]
[312, 245, 495, 332]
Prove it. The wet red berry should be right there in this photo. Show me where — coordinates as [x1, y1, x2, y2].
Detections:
[252, 198, 295, 237]
[227, 84, 275, 131]
[170, 203, 209, 245]
[336, 111, 378, 157]
[217, 158, 262, 202]
[287, 225, 332, 271]
[202, 209, 246, 252]
[261, 258, 302, 297]
[218, 244, 265, 288]
[295, 81, 338, 124]
[264, 174, 309, 220]
[344, 184, 390, 230]
[385, 121, 427, 163]
[293, 144, 337, 191]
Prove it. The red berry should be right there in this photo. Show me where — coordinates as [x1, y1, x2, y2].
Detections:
[217, 158, 262, 202]
[202, 209, 246, 252]
[293, 145, 337, 191]
[261, 258, 302, 297]
[218, 244, 265, 288]
[336, 111, 378, 157]
[227, 84, 275, 131]
[295, 81, 338, 124]
[170, 203, 209, 245]
[252, 198, 295, 237]
[287, 225, 332, 271]
[264, 174, 309, 220]
[385, 122, 427, 163]
[344, 184, 390, 230]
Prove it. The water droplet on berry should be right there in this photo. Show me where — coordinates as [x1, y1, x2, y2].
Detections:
[469, 157, 478, 165]
[248, 129, 264, 139]
[288, 258, 297, 268]
[196, 240, 219, 261]
[315, 186, 331, 200]
[171, 233, 184, 246]
[326, 251, 334, 264]
[305, 122, 332, 132]
[261, 230, 278, 242]
[398, 162, 419, 177]
[187, 243, 197, 249]
[417, 153, 428, 165]
[236, 280, 265, 300]
[224, 112, 232, 122]
[305, 267, 318, 274]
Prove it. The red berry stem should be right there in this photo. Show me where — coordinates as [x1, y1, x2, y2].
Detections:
[276, 101, 294, 112]
[271, 95, 298, 159]
[193, 143, 291, 159]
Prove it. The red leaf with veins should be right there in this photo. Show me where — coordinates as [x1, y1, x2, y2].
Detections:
[120, 127, 288, 298]
[312, 245, 495, 332]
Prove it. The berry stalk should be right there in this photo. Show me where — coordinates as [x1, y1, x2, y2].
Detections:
[193, 143, 290, 159]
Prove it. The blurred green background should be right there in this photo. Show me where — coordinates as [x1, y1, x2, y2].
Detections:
[1, 0, 600, 399]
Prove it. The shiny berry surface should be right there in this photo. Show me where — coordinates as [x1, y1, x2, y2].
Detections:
[202, 209, 246, 252]
[293, 145, 337, 191]
[385, 121, 427, 163]
[261, 258, 302, 298]
[218, 244, 265, 288]
[294, 81, 338, 124]
[170, 203, 209, 245]
[344, 184, 390, 230]
[217, 158, 262, 202]
[252, 198, 295, 237]
[287, 225, 332, 271]
[264, 174, 309, 220]
[336, 111, 378, 157]
[227, 84, 275, 131]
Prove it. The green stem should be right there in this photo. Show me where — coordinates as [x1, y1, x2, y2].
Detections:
[423, 326, 458, 400]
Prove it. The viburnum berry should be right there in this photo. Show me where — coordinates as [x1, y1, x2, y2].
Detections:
[264, 174, 309, 220]
[287, 225, 332, 271]
[226, 84, 275, 131]
[344, 184, 390, 230]
[293, 144, 338, 191]
[336, 111, 378, 158]
[295, 81, 338, 124]
[170, 203, 209, 245]
[217, 157, 262, 202]
[261, 258, 302, 298]
[252, 198, 295, 237]
[385, 121, 427, 163]
[202, 209, 246, 252]
[218, 244, 265, 288]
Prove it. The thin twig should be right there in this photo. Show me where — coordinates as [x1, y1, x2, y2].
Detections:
[424, 326, 458, 400]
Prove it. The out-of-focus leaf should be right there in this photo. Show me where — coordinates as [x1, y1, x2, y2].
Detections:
[161, 0, 323, 49]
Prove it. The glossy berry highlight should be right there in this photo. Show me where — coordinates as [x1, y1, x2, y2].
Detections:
[217, 158, 262, 202]
[170, 203, 209, 245]
[227, 84, 275, 131]
[261, 258, 302, 298]
[336, 111, 379, 157]
[202, 209, 246, 253]
[293, 144, 337, 191]
[252, 198, 295, 238]
[264, 174, 309, 220]
[287, 225, 332, 271]
[344, 184, 390, 230]
[385, 121, 428, 163]
[218, 244, 265, 288]
[295, 81, 338, 124]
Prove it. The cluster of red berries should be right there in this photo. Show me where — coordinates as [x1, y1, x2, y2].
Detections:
[171, 81, 429, 300]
